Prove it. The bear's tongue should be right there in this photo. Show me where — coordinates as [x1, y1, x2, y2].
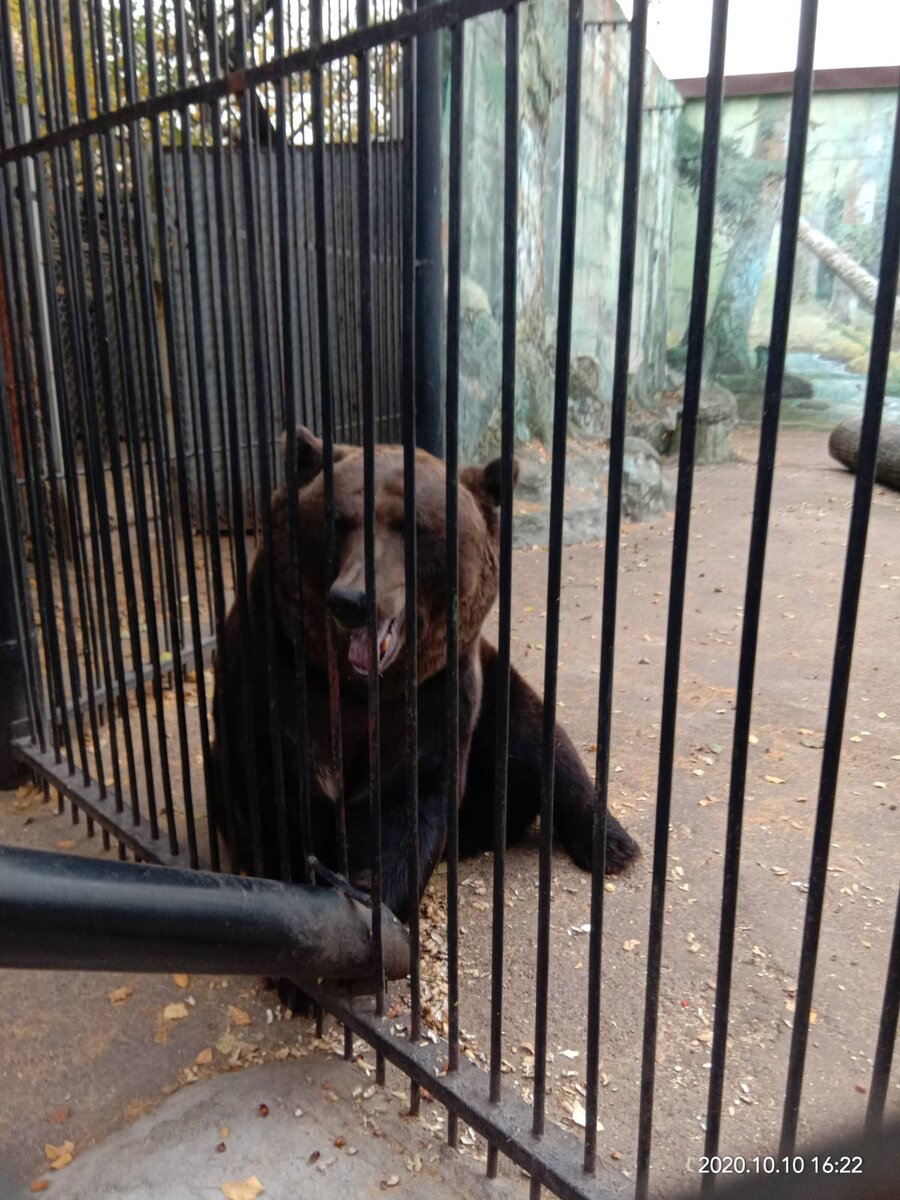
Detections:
[348, 617, 397, 676]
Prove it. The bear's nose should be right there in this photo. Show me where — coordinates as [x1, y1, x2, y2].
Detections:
[327, 584, 368, 629]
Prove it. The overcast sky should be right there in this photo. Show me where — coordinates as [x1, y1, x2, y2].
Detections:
[614, 0, 900, 79]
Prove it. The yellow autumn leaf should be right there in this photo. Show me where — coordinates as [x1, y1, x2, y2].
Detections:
[764, 775, 785, 784]
[44, 1142, 73, 1162]
[172, 973, 189, 988]
[163, 1003, 189, 1021]
[228, 1006, 252, 1027]
[108, 986, 134, 1005]
[220, 1178, 264, 1200]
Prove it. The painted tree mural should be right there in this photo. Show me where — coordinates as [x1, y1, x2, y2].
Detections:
[678, 95, 789, 377]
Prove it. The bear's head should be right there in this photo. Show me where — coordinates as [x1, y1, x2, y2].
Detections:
[271, 427, 518, 688]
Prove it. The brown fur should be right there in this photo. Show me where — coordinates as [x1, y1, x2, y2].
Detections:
[211, 428, 638, 922]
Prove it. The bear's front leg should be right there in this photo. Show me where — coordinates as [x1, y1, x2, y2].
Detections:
[348, 785, 448, 924]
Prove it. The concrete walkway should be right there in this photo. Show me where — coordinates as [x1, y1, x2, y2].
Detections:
[46, 1057, 525, 1200]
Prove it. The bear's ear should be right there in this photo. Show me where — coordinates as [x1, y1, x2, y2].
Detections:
[281, 426, 349, 488]
[460, 456, 520, 509]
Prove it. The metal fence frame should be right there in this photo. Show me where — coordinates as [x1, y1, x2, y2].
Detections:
[0, 0, 898, 1197]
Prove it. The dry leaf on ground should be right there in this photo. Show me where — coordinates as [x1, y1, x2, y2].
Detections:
[228, 1006, 252, 1027]
[108, 986, 133, 1005]
[44, 1141, 73, 1163]
[44, 1141, 75, 1171]
[220, 1179, 264, 1200]
[163, 1002, 188, 1021]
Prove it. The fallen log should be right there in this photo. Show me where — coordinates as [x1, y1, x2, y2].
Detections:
[828, 417, 900, 493]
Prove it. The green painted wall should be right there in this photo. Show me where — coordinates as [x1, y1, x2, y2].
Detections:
[669, 88, 898, 361]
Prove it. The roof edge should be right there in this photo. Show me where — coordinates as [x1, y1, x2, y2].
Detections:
[674, 64, 900, 100]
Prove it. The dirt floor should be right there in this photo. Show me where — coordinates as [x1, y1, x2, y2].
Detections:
[1, 426, 897, 1198]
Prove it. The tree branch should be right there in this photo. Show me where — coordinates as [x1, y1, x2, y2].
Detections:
[798, 217, 900, 333]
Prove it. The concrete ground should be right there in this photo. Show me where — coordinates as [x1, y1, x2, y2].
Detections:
[49, 1057, 523, 1200]
[0, 427, 897, 1198]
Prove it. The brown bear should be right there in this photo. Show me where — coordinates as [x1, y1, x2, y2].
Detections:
[211, 428, 638, 921]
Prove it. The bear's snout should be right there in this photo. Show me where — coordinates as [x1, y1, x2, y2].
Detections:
[327, 584, 367, 629]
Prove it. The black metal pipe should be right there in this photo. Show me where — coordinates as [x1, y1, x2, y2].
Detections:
[0, 845, 409, 982]
[414, 0, 444, 456]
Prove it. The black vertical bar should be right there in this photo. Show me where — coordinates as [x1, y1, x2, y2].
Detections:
[0, 6, 71, 776]
[402, 5, 422, 1120]
[189, 0, 265, 871]
[694, 0, 819, 1179]
[0, 327, 43, 772]
[0, 179, 57, 769]
[120, 0, 205, 868]
[356, 0, 385, 1023]
[372, 53, 387, 440]
[323, 68, 345, 440]
[67, 0, 163, 840]
[0, 378, 28, 787]
[413, 0, 442, 456]
[589, 0, 649, 1189]
[444, 16, 462, 1150]
[780, 78, 899, 1157]
[30, 0, 111, 808]
[486, 5, 517, 1180]
[310, 0, 349, 883]
[867, 885, 900, 1133]
[692, 3, 759, 1171]
[582, 0, 647, 1183]
[274, 0, 314, 884]
[12, 0, 94, 793]
[0, 50, 47, 754]
[141, 0, 234, 869]
[390, 51, 403, 443]
[531, 0, 583, 1168]
[0, 170, 48, 758]
[91, 61, 184, 858]
[43, 0, 134, 818]
[296, 73, 319, 439]
[233, 0, 295, 880]
[634, 0, 728, 1184]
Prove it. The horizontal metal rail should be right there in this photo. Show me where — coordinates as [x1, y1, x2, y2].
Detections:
[13, 739, 194, 869]
[303, 983, 623, 1200]
[0, 0, 525, 168]
[0, 844, 408, 981]
[43, 632, 217, 731]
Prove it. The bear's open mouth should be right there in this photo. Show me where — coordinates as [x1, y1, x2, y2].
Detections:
[347, 615, 401, 677]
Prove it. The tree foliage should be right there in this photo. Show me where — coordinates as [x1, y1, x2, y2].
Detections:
[676, 113, 786, 236]
[3, 0, 402, 146]
[677, 97, 790, 377]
